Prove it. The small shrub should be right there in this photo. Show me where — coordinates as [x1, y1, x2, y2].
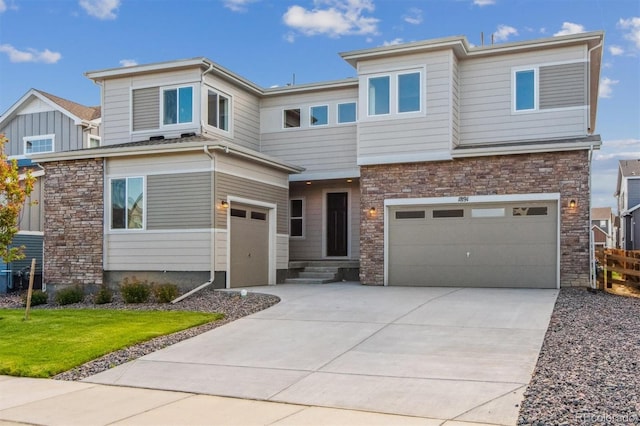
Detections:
[94, 285, 113, 305]
[120, 277, 151, 304]
[54, 286, 84, 305]
[23, 290, 48, 306]
[153, 283, 178, 303]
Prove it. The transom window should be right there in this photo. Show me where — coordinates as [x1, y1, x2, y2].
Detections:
[514, 69, 536, 111]
[163, 86, 193, 125]
[111, 177, 144, 230]
[207, 89, 230, 131]
[24, 134, 54, 154]
[337, 102, 356, 123]
[310, 105, 328, 126]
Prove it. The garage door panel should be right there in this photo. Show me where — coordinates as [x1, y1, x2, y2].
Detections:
[388, 201, 557, 289]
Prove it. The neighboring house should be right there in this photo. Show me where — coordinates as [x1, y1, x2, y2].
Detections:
[0, 89, 101, 292]
[33, 31, 604, 291]
[615, 159, 640, 250]
[591, 206, 615, 248]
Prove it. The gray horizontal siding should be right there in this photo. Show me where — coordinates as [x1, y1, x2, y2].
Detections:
[539, 62, 586, 109]
[629, 180, 640, 208]
[10, 234, 43, 273]
[215, 172, 288, 233]
[132, 87, 160, 131]
[147, 172, 212, 229]
[0, 111, 84, 156]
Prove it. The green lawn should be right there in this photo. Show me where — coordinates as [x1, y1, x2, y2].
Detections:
[0, 309, 223, 378]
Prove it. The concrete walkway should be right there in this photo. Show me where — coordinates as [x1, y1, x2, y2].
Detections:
[0, 284, 558, 425]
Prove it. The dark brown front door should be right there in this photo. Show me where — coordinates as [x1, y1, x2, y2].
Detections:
[327, 192, 348, 257]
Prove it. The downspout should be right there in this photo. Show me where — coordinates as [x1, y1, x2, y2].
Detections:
[587, 40, 603, 134]
[588, 145, 596, 291]
[171, 144, 217, 303]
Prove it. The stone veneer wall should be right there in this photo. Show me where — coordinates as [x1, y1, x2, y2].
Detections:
[43, 159, 104, 287]
[360, 150, 590, 287]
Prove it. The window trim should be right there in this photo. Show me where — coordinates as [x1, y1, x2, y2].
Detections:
[363, 67, 425, 120]
[23, 134, 55, 155]
[396, 70, 423, 114]
[512, 67, 539, 113]
[88, 135, 101, 148]
[290, 198, 305, 239]
[204, 86, 232, 134]
[367, 75, 391, 117]
[109, 176, 146, 231]
[337, 101, 357, 124]
[160, 84, 195, 128]
[309, 105, 329, 127]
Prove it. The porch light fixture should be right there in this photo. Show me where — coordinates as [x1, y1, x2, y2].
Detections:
[221, 200, 229, 208]
[306, 181, 311, 185]
[369, 207, 376, 215]
[569, 199, 577, 209]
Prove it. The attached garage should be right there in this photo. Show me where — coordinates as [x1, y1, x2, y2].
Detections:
[386, 196, 559, 289]
[229, 203, 271, 288]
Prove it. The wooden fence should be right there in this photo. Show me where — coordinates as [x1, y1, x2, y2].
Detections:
[594, 248, 640, 290]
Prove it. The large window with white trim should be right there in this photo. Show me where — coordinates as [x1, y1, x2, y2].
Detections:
[162, 86, 193, 125]
[24, 134, 54, 154]
[207, 89, 230, 131]
[367, 69, 423, 117]
[111, 177, 144, 230]
[368, 76, 390, 116]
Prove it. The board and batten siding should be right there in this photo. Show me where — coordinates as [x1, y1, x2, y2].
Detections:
[19, 176, 44, 232]
[102, 68, 202, 145]
[356, 50, 453, 164]
[260, 86, 358, 177]
[147, 172, 212, 229]
[215, 172, 288, 233]
[1, 111, 85, 156]
[459, 45, 588, 145]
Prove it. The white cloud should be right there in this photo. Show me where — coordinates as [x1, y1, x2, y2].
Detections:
[608, 45, 624, 56]
[618, 17, 640, 49]
[283, 0, 379, 38]
[223, 0, 257, 13]
[382, 38, 403, 46]
[79, 0, 120, 20]
[284, 32, 296, 43]
[403, 7, 422, 25]
[539, 27, 547, 34]
[599, 77, 619, 99]
[0, 0, 6, 13]
[553, 22, 585, 36]
[473, 0, 495, 6]
[119, 59, 137, 67]
[493, 25, 518, 42]
[0, 44, 61, 63]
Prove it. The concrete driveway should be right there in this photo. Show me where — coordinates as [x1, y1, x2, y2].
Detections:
[86, 283, 558, 425]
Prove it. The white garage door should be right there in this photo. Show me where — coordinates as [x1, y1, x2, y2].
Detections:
[388, 201, 557, 288]
[230, 203, 269, 288]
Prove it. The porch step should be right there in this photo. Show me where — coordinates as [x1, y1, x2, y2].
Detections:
[298, 271, 336, 279]
[285, 264, 340, 284]
[284, 278, 336, 284]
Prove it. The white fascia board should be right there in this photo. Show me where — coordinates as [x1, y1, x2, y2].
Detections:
[289, 168, 360, 182]
[384, 193, 561, 207]
[85, 58, 206, 80]
[358, 151, 452, 166]
[452, 141, 602, 159]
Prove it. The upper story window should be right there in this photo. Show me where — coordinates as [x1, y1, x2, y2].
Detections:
[366, 69, 424, 118]
[162, 86, 193, 125]
[284, 108, 301, 128]
[110, 177, 144, 230]
[337, 102, 357, 123]
[514, 69, 536, 111]
[24, 134, 54, 155]
[310, 105, 328, 126]
[207, 89, 230, 131]
[88, 135, 101, 148]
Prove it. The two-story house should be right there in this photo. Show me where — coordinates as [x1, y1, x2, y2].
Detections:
[34, 31, 604, 292]
[0, 89, 101, 292]
[615, 159, 640, 250]
[591, 207, 615, 248]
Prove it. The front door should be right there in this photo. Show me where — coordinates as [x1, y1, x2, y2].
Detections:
[326, 192, 348, 257]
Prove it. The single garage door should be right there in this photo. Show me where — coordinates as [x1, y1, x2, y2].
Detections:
[230, 203, 269, 288]
[388, 201, 557, 288]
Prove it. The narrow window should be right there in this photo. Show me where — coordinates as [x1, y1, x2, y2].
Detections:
[310, 105, 328, 126]
[337, 102, 356, 123]
[513, 206, 548, 216]
[398, 72, 421, 113]
[284, 108, 301, 128]
[290, 199, 304, 237]
[111, 177, 144, 229]
[251, 211, 267, 221]
[368, 76, 390, 115]
[207, 89, 230, 131]
[471, 208, 505, 218]
[433, 209, 464, 218]
[24, 135, 54, 154]
[230, 208, 246, 218]
[88, 135, 101, 148]
[163, 86, 193, 125]
[515, 70, 535, 111]
[395, 211, 426, 219]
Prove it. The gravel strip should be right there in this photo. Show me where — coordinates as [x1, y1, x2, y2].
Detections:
[518, 288, 640, 425]
[0, 288, 279, 381]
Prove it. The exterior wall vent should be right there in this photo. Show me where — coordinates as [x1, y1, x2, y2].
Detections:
[149, 135, 165, 141]
[181, 132, 196, 138]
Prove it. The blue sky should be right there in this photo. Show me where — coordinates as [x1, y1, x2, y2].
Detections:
[0, 0, 638, 211]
